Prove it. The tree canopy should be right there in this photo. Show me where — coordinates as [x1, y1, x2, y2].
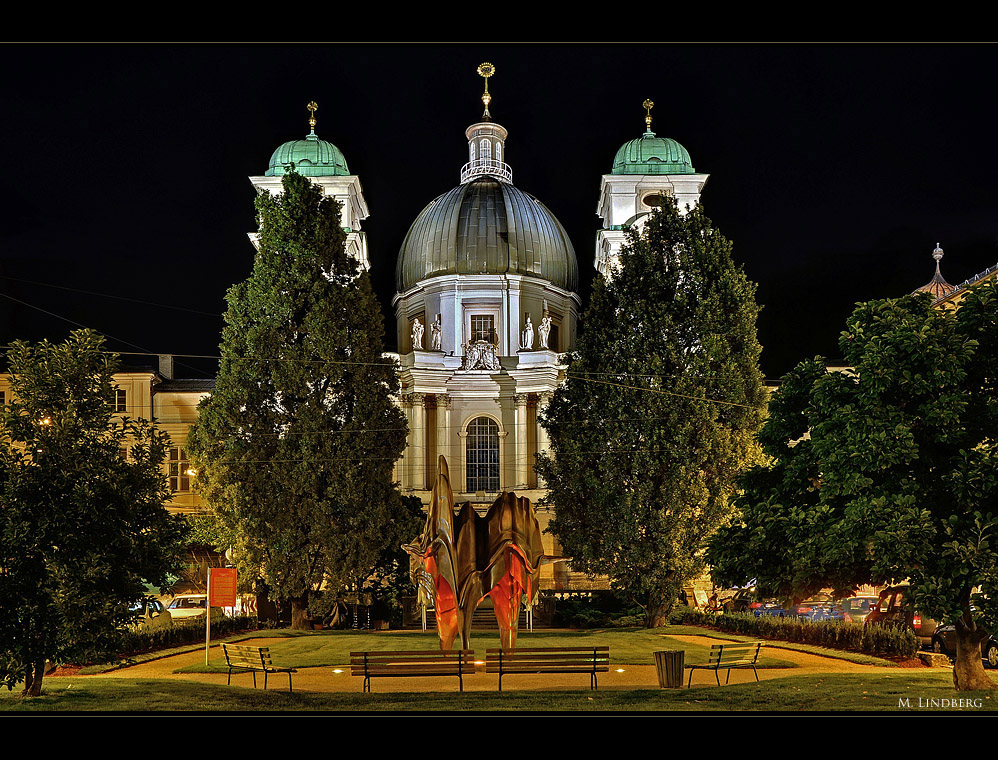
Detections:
[0, 330, 186, 696]
[709, 283, 998, 690]
[537, 200, 767, 626]
[187, 170, 412, 629]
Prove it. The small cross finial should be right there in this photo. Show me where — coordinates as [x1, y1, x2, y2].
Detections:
[643, 99, 654, 132]
[307, 101, 318, 134]
[477, 62, 495, 120]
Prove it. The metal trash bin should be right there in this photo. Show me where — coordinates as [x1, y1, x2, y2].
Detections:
[654, 650, 685, 688]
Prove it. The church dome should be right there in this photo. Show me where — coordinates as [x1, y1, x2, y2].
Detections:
[396, 177, 578, 293]
[265, 133, 350, 177]
[612, 131, 696, 175]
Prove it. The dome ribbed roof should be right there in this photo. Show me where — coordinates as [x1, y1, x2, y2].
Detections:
[612, 131, 695, 175]
[265, 133, 349, 177]
[396, 178, 578, 292]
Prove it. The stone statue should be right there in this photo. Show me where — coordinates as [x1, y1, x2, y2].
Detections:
[411, 318, 424, 351]
[538, 315, 552, 349]
[463, 340, 500, 371]
[521, 315, 534, 350]
[430, 315, 442, 351]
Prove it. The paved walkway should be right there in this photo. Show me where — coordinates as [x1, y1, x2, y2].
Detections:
[88, 634, 910, 693]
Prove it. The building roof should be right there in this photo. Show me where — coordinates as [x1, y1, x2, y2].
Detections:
[915, 243, 957, 300]
[611, 131, 696, 175]
[154, 379, 215, 393]
[395, 177, 579, 293]
[265, 132, 349, 177]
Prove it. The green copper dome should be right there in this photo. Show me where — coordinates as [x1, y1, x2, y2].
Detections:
[265, 132, 350, 177]
[611, 131, 695, 175]
[396, 177, 578, 293]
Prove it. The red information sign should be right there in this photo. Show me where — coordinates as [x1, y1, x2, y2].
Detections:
[209, 567, 237, 607]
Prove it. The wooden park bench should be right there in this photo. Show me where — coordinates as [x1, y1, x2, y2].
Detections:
[221, 643, 297, 692]
[350, 649, 476, 692]
[485, 646, 610, 691]
[687, 641, 763, 687]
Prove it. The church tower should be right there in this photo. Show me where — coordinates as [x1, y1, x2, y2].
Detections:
[248, 102, 371, 270]
[595, 100, 709, 278]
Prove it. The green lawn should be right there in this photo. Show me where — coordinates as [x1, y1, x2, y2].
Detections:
[3, 626, 996, 713]
[170, 626, 889, 674]
[1, 671, 994, 712]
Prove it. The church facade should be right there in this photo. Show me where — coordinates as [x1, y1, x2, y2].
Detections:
[0, 68, 710, 592]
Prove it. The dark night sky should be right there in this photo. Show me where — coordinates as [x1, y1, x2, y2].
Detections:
[2, 42, 996, 381]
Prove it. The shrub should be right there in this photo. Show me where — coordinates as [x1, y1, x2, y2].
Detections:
[668, 607, 918, 658]
[117, 615, 258, 659]
[551, 591, 644, 628]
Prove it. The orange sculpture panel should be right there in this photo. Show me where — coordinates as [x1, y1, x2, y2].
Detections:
[404, 455, 565, 650]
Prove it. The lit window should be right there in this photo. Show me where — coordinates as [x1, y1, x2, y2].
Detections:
[470, 141, 476, 161]
[466, 417, 499, 492]
[481, 139, 491, 161]
[496, 141, 502, 163]
[114, 389, 127, 413]
[471, 315, 495, 344]
[169, 447, 191, 492]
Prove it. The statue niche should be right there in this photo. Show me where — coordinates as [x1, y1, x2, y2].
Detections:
[403, 455, 567, 650]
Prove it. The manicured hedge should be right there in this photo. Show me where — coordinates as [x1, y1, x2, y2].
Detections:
[669, 606, 918, 658]
[118, 615, 258, 658]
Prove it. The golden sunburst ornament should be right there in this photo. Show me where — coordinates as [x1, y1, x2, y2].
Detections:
[477, 62, 495, 119]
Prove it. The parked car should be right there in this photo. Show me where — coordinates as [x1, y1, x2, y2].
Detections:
[719, 588, 758, 613]
[753, 599, 790, 617]
[864, 585, 939, 647]
[166, 594, 225, 622]
[841, 595, 879, 624]
[128, 598, 172, 631]
[783, 593, 844, 622]
[931, 625, 998, 668]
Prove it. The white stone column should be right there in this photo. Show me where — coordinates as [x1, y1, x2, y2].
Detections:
[404, 392, 426, 490]
[435, 394, 451, 474]
[513, 393, 529, 489]
[536, 392, 553, 488]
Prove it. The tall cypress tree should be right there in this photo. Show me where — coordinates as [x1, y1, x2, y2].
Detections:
[537, 199, 766, 626]
[188, 170, 410, 629]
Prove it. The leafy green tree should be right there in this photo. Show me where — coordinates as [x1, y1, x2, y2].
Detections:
[537, 200, 767, 627]
[0, 330, 186, 696]
[187, 170, 409, 630]
[710, 283, 998, 691]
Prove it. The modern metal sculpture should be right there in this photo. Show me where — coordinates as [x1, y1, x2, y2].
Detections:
[404, 455, 565, 650]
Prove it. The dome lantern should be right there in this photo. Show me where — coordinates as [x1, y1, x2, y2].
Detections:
[460, 63, 513, 184]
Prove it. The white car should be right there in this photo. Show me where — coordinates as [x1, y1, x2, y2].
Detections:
[167, 594, 225, 622]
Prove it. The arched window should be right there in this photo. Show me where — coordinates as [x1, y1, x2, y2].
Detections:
[495, 141, 502, 163]
[466, 416, 500, 492]
[481, 139, 491, 162]
[470, 141, 476, 161]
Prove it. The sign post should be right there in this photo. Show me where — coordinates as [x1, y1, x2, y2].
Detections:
[206, 567, 237, 665]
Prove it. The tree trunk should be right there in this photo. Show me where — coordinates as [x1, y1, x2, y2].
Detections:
[644, 597, 672, 628]
[952, 624, 997, 691]
[290, 596, 312, 630]
[21, 660, 46, 697]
